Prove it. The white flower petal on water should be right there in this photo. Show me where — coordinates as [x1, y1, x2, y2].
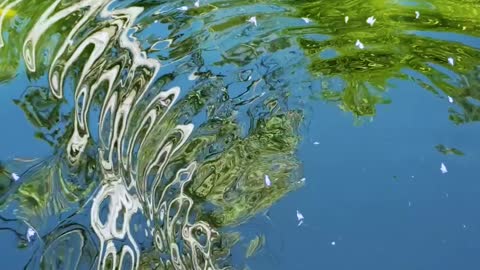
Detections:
[448, 96, 454, 103]
[345, 16, 349, 24]
[247, 16, 257, 27]
[264, 174, 271, 187]
[415, 11, 420, 19]
[355, 40, 364, 49]
[11, 173, 20, 181]
[296, 210, 304, 226]
[194, 0, 200, 8]
[440, 162, 448, 174]
[302, 17, 311, 24]
[448, 57, 454, 66]
[188, 71, 199, 81]
[366, 16, 376, 26]
[177, 6, 188, 11]
[26, 227, 35, 242]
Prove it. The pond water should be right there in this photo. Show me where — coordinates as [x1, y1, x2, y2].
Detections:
[1, 0, 480, 269]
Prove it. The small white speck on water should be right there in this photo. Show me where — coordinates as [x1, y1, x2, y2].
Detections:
[366, 16, 376, 26]
[415, 11, 420, 19]
[296, 210, 304, 226]
[345, 16, 349, 24]
[355, 40, 364, 49]
[440, 162, 448, 174]
[313, 141, 320, 145]
[247, 16, 257, 27]
[462, 224, 467, 229]
[302, 17, 311, 24]
[177, 6, 188, 11]
[264, 175, 272, 187]
[448, 57, 454, 66]
[188, 71, 199, 81]
[331, 241, 336, 246]
[448, 96, 454, 103]
[154, 20, 158, 23]
[26, 228, 35, 242]
[11, 173, 20, 181]
[299, 177, 306, 183]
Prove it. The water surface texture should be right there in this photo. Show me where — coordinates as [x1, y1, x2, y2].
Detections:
[0, 0, 480, 269]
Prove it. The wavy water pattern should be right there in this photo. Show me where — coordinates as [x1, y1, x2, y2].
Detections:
[0, 0, 479, 269]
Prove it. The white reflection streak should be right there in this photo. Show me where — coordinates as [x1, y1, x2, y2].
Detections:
[20, 0, 220, 269]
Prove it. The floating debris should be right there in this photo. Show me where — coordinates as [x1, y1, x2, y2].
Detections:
[440, 162, 448, 174]
[26, 228, 35, 242]
[313, 141, 320, 145]
[435, 144, 464, 156]
[296, 210, 304, 226]
[11, 172, 20, 181]
[177, 6, 188, 11]
[366, 16, 376, 26]
[355, 40, 364, 49]
[415, 11, 420, 19]
[246, 235, 265, 258]
[345, 16, 349, 24]
[247, 16, 257, 27]
[264, 175, 271, 187]
[448, 96, 454, 103]
[299, 177, 306, 183]
[448, 57, 454, 66]
[302, 17, 311, 24]
[331, 241, 336, 246]
[194, 0, 200, 8]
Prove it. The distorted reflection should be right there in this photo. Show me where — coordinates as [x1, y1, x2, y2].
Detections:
[0, 0, 479, 269]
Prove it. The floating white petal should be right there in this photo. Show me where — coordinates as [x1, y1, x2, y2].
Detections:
[440, 162, 448, 174]
[26, 228, 35, 242]
[302, 17, 311, 24]
[177, 6, 188, 11]
[345, 16, 349, 24]
[11, 173, 20, 181]
[448, 57, 454, 66]
[264, 174, 271, 187]
[415, 11, 420, 19]
[448, 96, 454, 103]
[355, 40, 364, 49]
[247, 16, 257, 27]
[188, 71, 199, 81]
[296, 210, 304, 226]
[366, 16, 376, 26]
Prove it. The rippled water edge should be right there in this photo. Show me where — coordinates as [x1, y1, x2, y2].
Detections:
[0, 0, 479, 269]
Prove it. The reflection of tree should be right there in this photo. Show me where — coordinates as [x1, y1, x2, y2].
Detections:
[3, 0, 480, 268]
[294, 0, 480, 121]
